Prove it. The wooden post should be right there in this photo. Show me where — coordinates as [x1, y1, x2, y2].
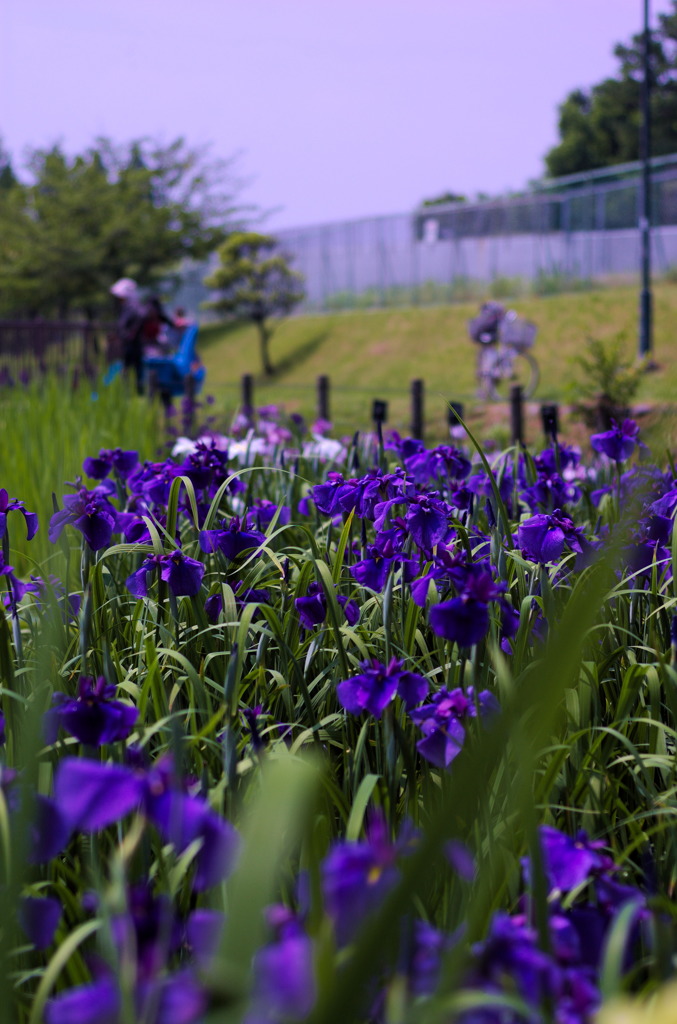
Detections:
[447, 402, 465, 428]
[540, 403, 559, 442]
[372, 399, 388, 427]
[510, 385, 524, 446]
[411, 378, 424, 440]
[448, 401, 465, 440]
[317, 374, 330, 421]
[241, 373, 254, 415]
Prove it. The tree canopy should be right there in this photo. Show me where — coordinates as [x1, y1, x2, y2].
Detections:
[0, 137, 241, 317]
[204, 232, 305, 376]
[420, 192, 467, 207]
[545, 2, 677, 178]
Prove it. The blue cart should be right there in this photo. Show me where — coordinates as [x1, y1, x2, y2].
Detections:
[143, 324, 206, 398]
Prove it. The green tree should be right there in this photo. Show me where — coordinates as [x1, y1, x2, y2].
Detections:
[0, 140, 17, 192]
[421, 191, 467, 206]
[204, 232, 305, 376]
[0, 137, 240, 317]
[545, 2, 677, 177]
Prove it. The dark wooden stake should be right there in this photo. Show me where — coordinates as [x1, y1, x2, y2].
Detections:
[540, 403, 559, 442]
[411, 378, 424, 440]
[510, 385, 524, 446]
[241, 373, 254, 415]
[317, 374, 330, 421]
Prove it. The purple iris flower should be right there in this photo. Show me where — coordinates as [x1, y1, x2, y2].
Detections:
[651, 486, 677, 518]
[295, 583, 327, 629]
[54, 758, 144, 834]
[521, 472, 582, 512]
[294, 581, 359, 630]
[46, 970, 207, 1024]
[643, 513, 673, 545]
[531, 826, 614, 893]
[350, 548, 394, 591]
[409, 687, 499, 768]
[372, 519, 409, 557]
[0, 489, 38, 541]
[466, 463, 517, 507]
[0, 557, 28, 610]
[246, 499, 291, 532]
[176, 440, 230, 493]
[406, 920, 449, 998]
[250, 909, 316, 1020]
[45, 978, 121, 1024]
[410, 548, 461, 607]
[428, 565, 505, 646]
[49, 487, 119, 551]
[186, 908, 224, 970]
[466, 913, 555, 1008]
[205, 583, 271, 623]
[46, 675, 138, 747]
[1, 572, 81, 620]
[591, 418, 643, 462]
[445, 839, 476, 882]
[126, 550, 205, 598]
[534, 444, 581, 476]
[127, 459, 181, 507]
[322, 816, 401, 946]
[19, 895, 62, 949]
[143, 761, 240, 891]
[385, 432, 425, 461]
[403, 445, 471, 486]
[199, 516, 266, 560]
[312, 468, 406, 521]
[53, 755, 239, 890]
[241, 705, 267, 751]
[429, 596, 489, 646]
[517, 509, 585, 564]
[31, 795, 71, 863]
[111, 883, 181, 979]
[82, 448, 139, 481]
[404, 494, 452, 552]
[337, 657, 429, 717]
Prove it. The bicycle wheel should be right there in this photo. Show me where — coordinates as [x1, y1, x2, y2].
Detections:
[487, 351, 539, 401]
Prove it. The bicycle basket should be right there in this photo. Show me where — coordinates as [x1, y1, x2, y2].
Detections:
[499, 318, 537, 351]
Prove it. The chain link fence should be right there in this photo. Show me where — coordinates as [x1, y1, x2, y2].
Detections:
[172, 154, 677, 315]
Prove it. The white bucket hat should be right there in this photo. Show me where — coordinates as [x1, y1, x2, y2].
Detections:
[110, 278, 138, 299]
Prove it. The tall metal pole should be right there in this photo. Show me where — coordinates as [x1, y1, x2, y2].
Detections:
[639, 0, 653, 360]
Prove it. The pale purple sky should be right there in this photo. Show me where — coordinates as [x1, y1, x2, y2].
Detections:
[1, 0, 673, 228]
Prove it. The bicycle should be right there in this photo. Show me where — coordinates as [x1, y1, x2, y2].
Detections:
[468, 305, 539, 402]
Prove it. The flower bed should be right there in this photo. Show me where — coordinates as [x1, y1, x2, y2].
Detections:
[1, 408, 677, 1023]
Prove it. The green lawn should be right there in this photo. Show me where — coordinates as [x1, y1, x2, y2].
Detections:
[197, 282, 677, 444]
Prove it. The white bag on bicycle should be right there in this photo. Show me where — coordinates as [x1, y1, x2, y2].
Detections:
[499, 318, 537, 352]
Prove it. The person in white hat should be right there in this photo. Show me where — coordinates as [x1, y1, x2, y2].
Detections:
[110, 278, 146, 394]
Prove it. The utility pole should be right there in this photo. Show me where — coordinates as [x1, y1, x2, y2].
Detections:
[639, 0, 653, 361]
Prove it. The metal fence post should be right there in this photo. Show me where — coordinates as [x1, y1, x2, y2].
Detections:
[411, 378, 424, 440]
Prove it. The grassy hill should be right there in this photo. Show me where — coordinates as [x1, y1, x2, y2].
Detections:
[196, 283, 677, 447]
